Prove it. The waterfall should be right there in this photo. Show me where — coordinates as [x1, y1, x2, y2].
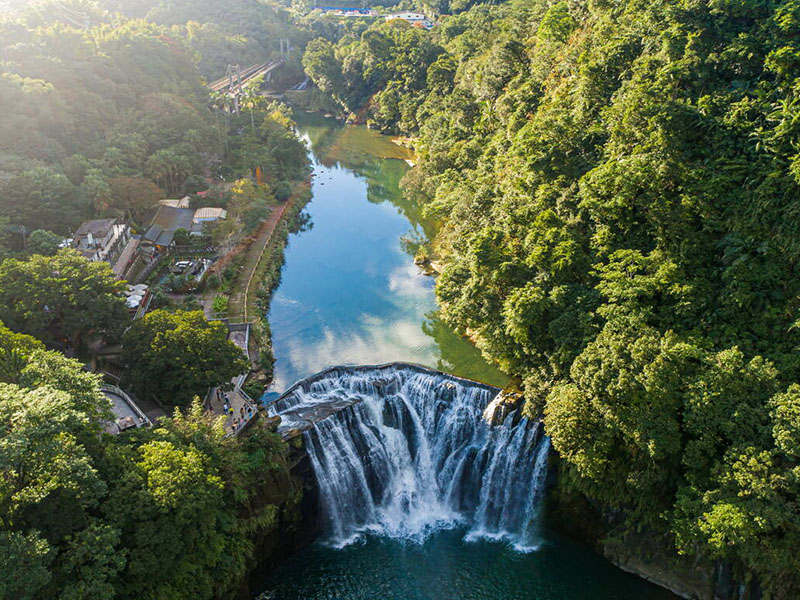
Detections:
[271, 365, 551, 551]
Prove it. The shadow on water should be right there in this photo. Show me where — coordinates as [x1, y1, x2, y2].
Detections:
[297, 112, 436, 238]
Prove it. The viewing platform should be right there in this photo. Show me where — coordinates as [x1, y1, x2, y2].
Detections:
[101, 384, 151, 434]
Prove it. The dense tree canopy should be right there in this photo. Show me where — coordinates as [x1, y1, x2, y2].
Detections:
[0, 341, 290, 600]
[0, 11, 211, 234]
[0, 320, 43, 384]
[0, 0, 310, 248]
[0, 250, 128, 348]
[303, 20, 446, 130]
[122, 309, 248, 405]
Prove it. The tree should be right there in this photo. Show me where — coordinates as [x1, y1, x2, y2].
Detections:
[26, 229, 62, 256]
[545, 317, 698, 521]
[21, 349, 111, 418]
[302, 39, 343, 99]
[107, 177, 164, 224]
[122, 310, 247, 405]
[227, 178, 275, 233]
[537, 1, 575, 42]
[0, 167, 85, 235]
[172, 228, 191, 246]
[345, 0, 800, 591]
[181, 175, 207, 195]
[0, 320, 43, 384]
[672, 374, 799, 597]
[0, 383, 107, 534]
[0, 250, 128, 348]
[0, 216, 14, 257]
[0, 530, 52, 600]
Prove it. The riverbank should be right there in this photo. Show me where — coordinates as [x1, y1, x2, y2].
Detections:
[224, 180, 312, 323]
[230, 180, 312, 395]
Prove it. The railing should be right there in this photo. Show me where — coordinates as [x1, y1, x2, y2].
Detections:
[100, 384, 152, 427]
[215, 382, 260, 439]
[133, 291, 153, 320]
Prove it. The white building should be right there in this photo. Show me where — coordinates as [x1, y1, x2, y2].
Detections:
[314, 7, 377, 17]
[192, 207, 228, 223]
[159, 196, 191, 209]
[74, 218, 130, 266]
[385, 12, 433, 29]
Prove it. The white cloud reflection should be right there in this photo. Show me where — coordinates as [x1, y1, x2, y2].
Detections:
[273, 317, 438, 391]
[388, 263, 432, 300]
[270, 264, 440, 391]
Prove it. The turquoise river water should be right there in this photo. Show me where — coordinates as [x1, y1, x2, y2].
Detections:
[258, 113, 676, 600]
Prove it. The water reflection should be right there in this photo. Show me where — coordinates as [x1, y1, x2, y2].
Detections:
[266, 113, 506, 391]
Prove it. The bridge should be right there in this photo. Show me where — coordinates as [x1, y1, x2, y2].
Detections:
[208, 60, 284, 94]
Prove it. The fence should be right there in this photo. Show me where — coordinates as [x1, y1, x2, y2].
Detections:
[132, 252, 167, 284]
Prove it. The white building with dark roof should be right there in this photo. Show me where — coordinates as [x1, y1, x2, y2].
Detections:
[74, 218, 130, 267]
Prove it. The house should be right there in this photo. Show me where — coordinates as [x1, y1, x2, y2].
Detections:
[385, 11, 433, 29]
[192, 207, 227, 223]
[159, 197, 191, 209]
[74, 218, 130, 266]
[142, 202, 229, 250]
[142, 224, 174, 249]
[313, 6, 377, 17]
[141, 205, 196, 249]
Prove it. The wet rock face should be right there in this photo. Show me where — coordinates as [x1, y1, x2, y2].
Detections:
[482, 390, 525, 426]
[240, 436, 321, 599]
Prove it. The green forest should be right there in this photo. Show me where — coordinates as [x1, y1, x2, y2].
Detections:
[0, 2, 311, 598]
[0, 327, 296, 600]
[302, 0, 800, 596]
[3, 0, 800, 597]
[0, 0, 309, 248]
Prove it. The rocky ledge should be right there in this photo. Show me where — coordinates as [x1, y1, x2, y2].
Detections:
[267, 362, 502, 440]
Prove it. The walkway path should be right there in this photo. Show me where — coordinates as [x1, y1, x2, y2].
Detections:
[207, 381, 258, 435]
[226, 199, 290, 321]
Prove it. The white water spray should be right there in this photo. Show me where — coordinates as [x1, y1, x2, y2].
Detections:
[271, 365, 551, 551]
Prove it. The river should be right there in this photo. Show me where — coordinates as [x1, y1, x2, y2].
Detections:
[258, 113, 675, 600]
[266, 113, 507, 393]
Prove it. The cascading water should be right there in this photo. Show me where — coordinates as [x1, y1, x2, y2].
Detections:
[270, 364, 550, 551]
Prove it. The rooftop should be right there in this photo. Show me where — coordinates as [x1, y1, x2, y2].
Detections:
[142, 223, 173, 247]
[193, 207, 227, 222]
[160, 197, 191, 209]
[386, 11, 427, 18]
[75, 218, 117, 237]
[112, 237, 139, 278]
[143, 205, 198, 245]
[150, 205, 195, 231]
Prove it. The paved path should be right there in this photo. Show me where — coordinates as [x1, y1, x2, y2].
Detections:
[132, 396, 169, 424]
[208, 382, 258, 434]
[226, 200, 289, 321]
